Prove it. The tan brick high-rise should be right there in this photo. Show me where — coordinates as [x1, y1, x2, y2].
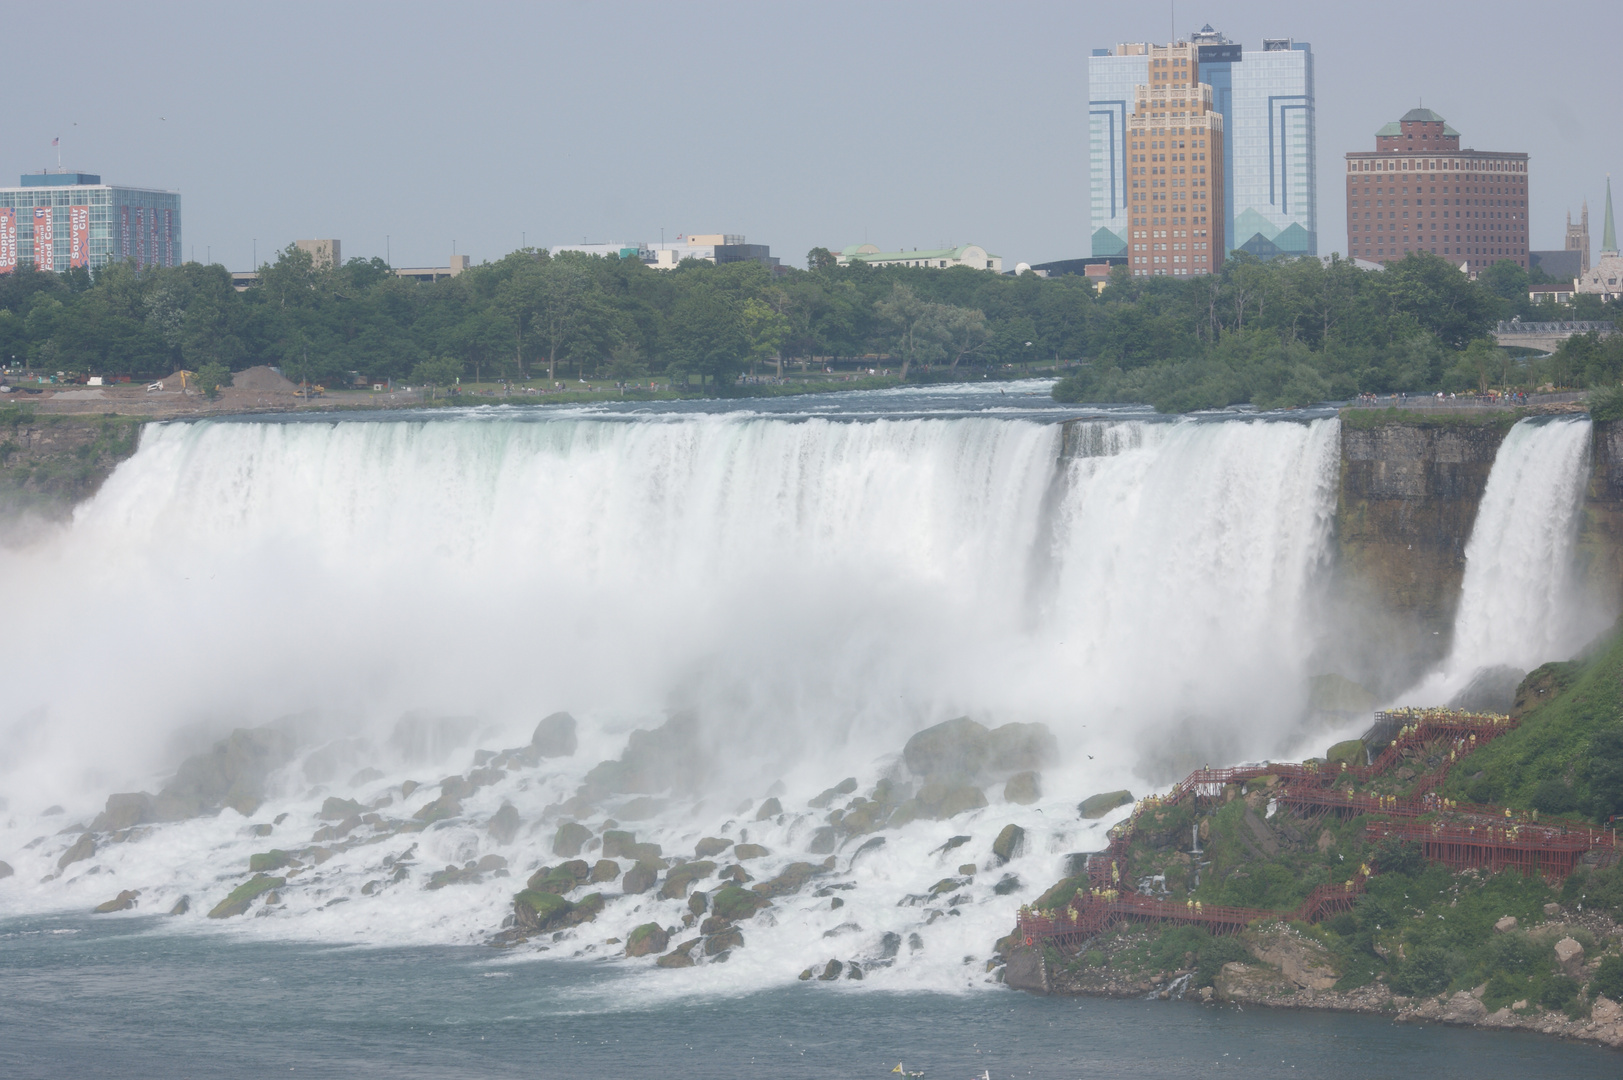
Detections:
[1124, 40, 1226, 276]
[1344, 108, 1529, 272]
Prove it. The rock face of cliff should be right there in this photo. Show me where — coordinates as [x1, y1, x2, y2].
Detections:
[1332, 417, 1512, 691]
[1580, 419, 1623, 620]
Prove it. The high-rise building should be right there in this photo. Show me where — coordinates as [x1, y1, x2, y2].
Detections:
[1089, 26, 1314, 260]
[1344, 109, 1529, 271]
[1568, 203, 1591, 274]
[0, 172, 181, 274]
[1121, 41, 1225, 276]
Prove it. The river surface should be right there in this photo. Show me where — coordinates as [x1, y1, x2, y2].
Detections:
[3, 913, 1614, 1079]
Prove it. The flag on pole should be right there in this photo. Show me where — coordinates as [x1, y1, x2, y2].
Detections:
[51, 137, 59, 147]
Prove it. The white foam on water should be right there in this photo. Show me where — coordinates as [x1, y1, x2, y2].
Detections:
[0, 409, 1341, 993]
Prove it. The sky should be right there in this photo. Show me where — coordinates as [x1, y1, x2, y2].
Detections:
[4, 0, 1618, 272]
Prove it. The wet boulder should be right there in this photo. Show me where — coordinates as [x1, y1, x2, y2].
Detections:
[1003, 771, 1041, 805]
[0, 860, 13, 880]
[154, 725, 299, 820]
[412, 794, 462, 824]
[589, 859, 621, 883]
[752, 861, 823, 898]
[320, 797, 365, 821]
[705, 925, 744, 956]
[207, 874, 285, 919]
[553, 821, 592, 858]
[660, 861, 717, 900]
[567, 892, 605, 925]
[808, 827, 837, 855]
[754, 797, 782, 821]
[513, 889, 574, 933]
[248, 850, 293, 873]
[626, 922, 670, 957]
[93, 889, 140, 913]
[837, 800, 889, 835]
[903, 717, 990, 779]
[527, 860, 589, 894]
[688, 891, 708, 916]
[993, 873, 1022, 895]
[656, 940, 700, 968]
[623, 862, 659, 895]
[168, 896, 189, 915]
[57, 833, 96, 871]
[711, 884, 769, 921]
[580, 714, 703, 797]
[1078, 790, 1134, 819]
[91, 792, 156, 832]
[809, 778, 858, 809]
[694, 837, 732, 859]
[915, 778, 987, 819]
[487, 803, 522, 846]
[985, 723, 1057, 775]
[992, 824, 1026, 865]
[428, 864, 482, 890]
[476, 854, 508, 873]
[732, 844, 769, 861]
[532, 711, 578, 758]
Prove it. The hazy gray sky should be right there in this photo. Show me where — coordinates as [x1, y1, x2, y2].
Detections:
[6, 1, 1617, 271]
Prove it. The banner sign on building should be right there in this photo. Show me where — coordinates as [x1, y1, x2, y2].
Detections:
[0, 209, 16, 274]
[164, 209, 173, 268]
[134, 208, 144, 268]
[120, 206, 129, 262]
[69, 205, 90, 269]
[150, 211, 159, 268]
[33, 207, 54, 270]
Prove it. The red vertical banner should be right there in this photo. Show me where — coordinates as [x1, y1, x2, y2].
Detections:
[0, 209, 16, 274]
[33, 207, 54, 270]
[134, 208, 144, 268]
[164, 209, 173, 267]
[120, 206, 129, 262]
[69, 205, 90, 269]
[150, 211, 158, 268]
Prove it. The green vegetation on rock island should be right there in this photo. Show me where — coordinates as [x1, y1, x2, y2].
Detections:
[1004, 628, 1623, 1047]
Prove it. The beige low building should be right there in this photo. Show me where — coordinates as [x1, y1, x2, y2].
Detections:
[836, 243, 1001, 271]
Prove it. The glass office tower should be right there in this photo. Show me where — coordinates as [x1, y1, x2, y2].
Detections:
[0, 173, 182, 273]
[1087, 46, 1149, 257]
[1090, 27, 1316, 259]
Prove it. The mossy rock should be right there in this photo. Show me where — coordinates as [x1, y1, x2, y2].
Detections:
[589, 859, 621, 883]
[93, 889, 140, 913]
[694, 837, 732, 859]
[711, 884, 769, 921]
[1032, 876, 1085, 911]
[207, 874, 286, 919]
[526, 860, 589, 894]
[1003, 771, 1041, 805]
[427, 864, 481, 890]
[57, 833, 96, 871]
[838, 801, 889, 835]
[625, 843, 665, 866]
[248, 849, 292, 873]
[1078, 790, 1133, 819]
[553, 821, 592, 858]
[1326, 739, 1364, 766]
[566, 892, 605, 925]
[992, 823, 1026, 865]
[754, 797, 782, 821]
[656, 944, 698, 969]
[626, 922, 670, 957]
[659, 860, 717, 900]
[623, 862, 659, 895]
[513, 889, 574, 932]
[732, 843, 770, 861]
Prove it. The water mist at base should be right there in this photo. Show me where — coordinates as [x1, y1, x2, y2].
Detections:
[0, 404, 1345, 993]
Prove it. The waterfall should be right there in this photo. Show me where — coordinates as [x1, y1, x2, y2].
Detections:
[1441, 416, 1600, 687]
[0, 408, 1344, 988]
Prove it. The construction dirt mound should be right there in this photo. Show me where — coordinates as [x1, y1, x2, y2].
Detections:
[230, 366, 300, 393]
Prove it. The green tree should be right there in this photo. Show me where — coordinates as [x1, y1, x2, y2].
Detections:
[410, 355, 464, 399]
[194, 360, 231, 400]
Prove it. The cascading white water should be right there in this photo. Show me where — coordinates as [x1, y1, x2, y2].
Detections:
[1416, 416, 1603, 699]
[0, 405, 1344, 992]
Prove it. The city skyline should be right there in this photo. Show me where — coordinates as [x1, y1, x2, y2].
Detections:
[0, 1, 1616, 272]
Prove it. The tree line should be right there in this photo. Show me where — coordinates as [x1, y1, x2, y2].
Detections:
[0, 242, 1613, 411]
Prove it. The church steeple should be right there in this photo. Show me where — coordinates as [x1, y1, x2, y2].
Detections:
[1604, 175, 1618, 255]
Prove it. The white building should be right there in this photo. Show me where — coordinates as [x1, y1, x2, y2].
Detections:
[548, 233, 777, 270]
[835, 243, 1002, 271]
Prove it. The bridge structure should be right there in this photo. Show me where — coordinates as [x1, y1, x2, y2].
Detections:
[1493, 319, 1615, 353]
[1017, 708, 1617, 950]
